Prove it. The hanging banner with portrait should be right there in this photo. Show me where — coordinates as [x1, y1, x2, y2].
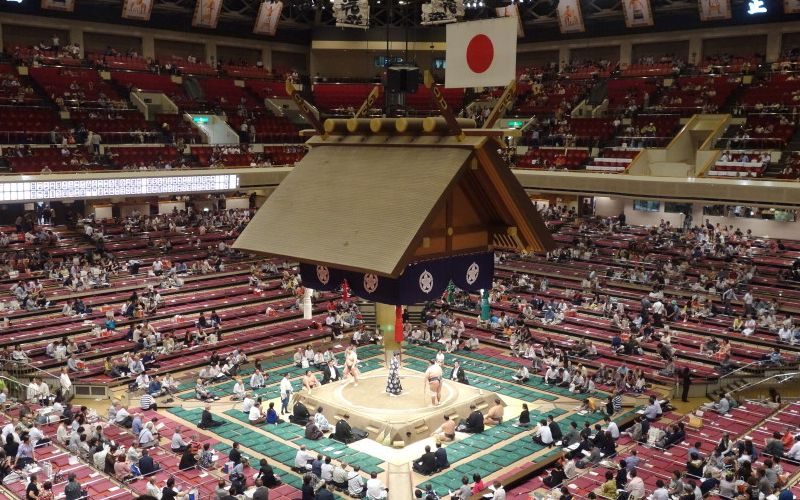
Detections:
[698, 0, 731, 21]
[421, 0, 464, 26]
[495, 4, 525, 38]
[622, 0, 654, 27]
[254, 1, 283, 35]
[122, 0, 155, 21]
[557, 0, 585, 34]
[193, 0, 224, 28]
[41, 0, 75, 12]
[333, 0, 370, 29]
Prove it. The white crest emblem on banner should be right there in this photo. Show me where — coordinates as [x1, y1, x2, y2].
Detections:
[363, 274, 379, 293]
[316, 265, 330, 285]
[466, 262, 480, 285]
[419, 270, 434, 293]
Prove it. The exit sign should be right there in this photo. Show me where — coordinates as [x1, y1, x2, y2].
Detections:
[192, 116, 209, 124]
[507, 120, 524, 128]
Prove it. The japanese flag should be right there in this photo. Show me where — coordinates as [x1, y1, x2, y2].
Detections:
[445, 17, 517, 89]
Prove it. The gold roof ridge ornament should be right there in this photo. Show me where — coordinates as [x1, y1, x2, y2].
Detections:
[234, 78, 554, 282]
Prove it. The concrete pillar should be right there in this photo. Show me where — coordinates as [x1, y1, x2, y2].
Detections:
[205, 41, 217, 66]
[558, 46, 570, 70]
[688, 36, 703, 66]
[142, 35, 155, 59]
[69, 27, 84, 58]
[766, 31, 782, 64]
[262, 47, 272, 72]
[302, 288, 313, 320]
[620, 40, 633, 67]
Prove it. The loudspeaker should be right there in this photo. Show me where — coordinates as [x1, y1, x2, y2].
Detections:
[387, 66, 419, 93]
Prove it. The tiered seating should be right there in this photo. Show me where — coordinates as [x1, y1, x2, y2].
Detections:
[313, 83, 383, 112]
[225, 114, 301, 143]
[585, 147, 640, 173]
[701, 54, 762, 74]
[620, 62, 674, 77]
[740, 74, 800, 112]
[568, 118, 616, 143]
[28, 67, 123, 108]
[405, 85, 464, 113]
[198, 77, 263, 110]
[106, 145, 180, 168]
[2, 146, 96, 173]
[654, 75, 737, 115]
[225, 65, 273, 79]
[778, 151, 800, 179]
[191, 146, 254, 166]
[515, 81, 591, 115]
[716, 112, 799, 150]
[607, 78, 658, 112]
[110, 72, 192, 106]
[263, 145, 307, 165]
[69, 109, 150, 143]
[155, 113, 203, 144]
[708, 150, 772, 177]
[0, 64, 43, 106]
[0, 106, 60, 144]
[89, 52, 151, 71]
[514, 147, 590, 170]
[10, 45, 83, 66]
[561, 402, 785, 498]
[245, 79, 289, 99]
[169, 57, 217, 76]
[561, 61, 616, 80]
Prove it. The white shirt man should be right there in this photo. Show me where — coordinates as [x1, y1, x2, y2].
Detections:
[114, 407, 130, 425]
[366, 476, 387, 500]
[625, 473, 645, 499]
[538, 424, 553, 445]
[280, 376, 293, 399]
[606, 420, 620, 439]
[233, 381, 246, 400]
[138, 426, 155, 447]
[321, 461, 334, 482]
[315, 411, 331, 432]
[28, 425, 45, 446]
[544, 366, 558, 384]
[491, 483, 506, 500]
[652, 483, 670, 500]
[59, 370, 72, 393]
[786, 440, 800, 461]
[171, 430, 189, 451]
[248, 405, 263, 423]
[241, 396, 255, 414]
[294, 447, 312, 470]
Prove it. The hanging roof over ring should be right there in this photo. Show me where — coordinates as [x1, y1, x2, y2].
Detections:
[234, 116, 555, 277]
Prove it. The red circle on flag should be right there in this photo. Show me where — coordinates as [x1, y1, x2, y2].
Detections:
[466, 34, 494, 74]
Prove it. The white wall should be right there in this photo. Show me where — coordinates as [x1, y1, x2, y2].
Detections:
[593, 197, 800, 240]
[226, 197, 249, 210]
[93, 205, 112, 221]
[120, 203, 150, 218]
[158, 201, 185, 215]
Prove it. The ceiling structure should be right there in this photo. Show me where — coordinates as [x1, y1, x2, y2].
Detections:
[2, 0, 797, 45]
